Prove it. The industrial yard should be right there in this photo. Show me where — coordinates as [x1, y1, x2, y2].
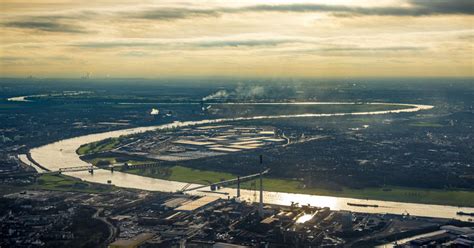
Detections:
[2, 188, 472, 248]
[81, 125, 286, 162]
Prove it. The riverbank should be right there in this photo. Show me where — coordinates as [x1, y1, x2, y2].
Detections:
[0, 174, 114, 196]
[125, 165, 474, 207]
[32, 174, 114, 194]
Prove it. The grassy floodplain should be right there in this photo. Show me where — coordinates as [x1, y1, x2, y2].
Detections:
[125, 165, 474, 207]
[30, 174, 113, 193]
[77, 138, 121, 155]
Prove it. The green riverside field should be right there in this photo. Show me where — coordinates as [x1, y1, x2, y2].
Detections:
[124, 165, 474, 207]
[31, 174, 113, 193]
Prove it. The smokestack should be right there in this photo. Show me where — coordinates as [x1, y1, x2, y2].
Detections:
[237, 176, 241, 198]
[259, 154, 264, 217]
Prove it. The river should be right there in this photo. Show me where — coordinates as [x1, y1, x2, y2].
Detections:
[26, 102, 474, 221]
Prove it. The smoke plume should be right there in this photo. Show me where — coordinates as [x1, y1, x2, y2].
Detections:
[202, 90, 229, 101]
[202, 84, 298, 101]
[150, 108, 160, 115]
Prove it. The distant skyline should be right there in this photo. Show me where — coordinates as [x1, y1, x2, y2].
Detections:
[0, 0, 473, 78]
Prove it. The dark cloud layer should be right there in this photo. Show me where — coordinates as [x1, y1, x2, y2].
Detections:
[72, 39, 427, 57]
[196, 39, 298, 48]
[3, 19, 87, 33]
[321, 46, 425, 52]
[410, 0, 474, 15]
[72, 41, 161, 48]
[133, 8, 219, 20]
[2, 12, 94, 33]
[3, 0, 472, 33]
[240, 0, 474, 16]
[73, 38, 298, 49]
[131, 0, 474, 21]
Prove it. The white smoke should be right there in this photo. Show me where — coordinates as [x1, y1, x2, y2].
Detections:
[203, 85, 268, 101]
[235, 85, 265, 99]
[150, 108, 160, 115]
[202, 90, 229, 101]
[202, 84, 297, 101]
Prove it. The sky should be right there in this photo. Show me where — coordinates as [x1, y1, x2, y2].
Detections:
[0, 0, 473, 78]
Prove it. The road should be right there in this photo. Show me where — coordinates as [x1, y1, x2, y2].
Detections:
[93, 208, 117, 246]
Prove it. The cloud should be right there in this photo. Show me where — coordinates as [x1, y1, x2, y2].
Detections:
[72, 41, 162, 48]
[71, 37, 426, 56]
[196, 39, 299, 48]
[72, 38, 302, 49]
[3, 20, 88, 33]
[410, 0, 474, 15]
[130, 8, 219, 20]
[0, 55, 72, 65]
[126, 0, 473, 21]
[0, 56, 25, 62]
[238, 1, 474, 16]
[2, 11, 95, 33]
[5, 0, 471, 35]
[457, 34, 474, 41]
[267, 45, 428, 58]
[321, 46, 425, 52]
[118, 51, 153, 57]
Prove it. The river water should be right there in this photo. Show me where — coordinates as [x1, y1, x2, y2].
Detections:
[27, 102, 474, 221]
